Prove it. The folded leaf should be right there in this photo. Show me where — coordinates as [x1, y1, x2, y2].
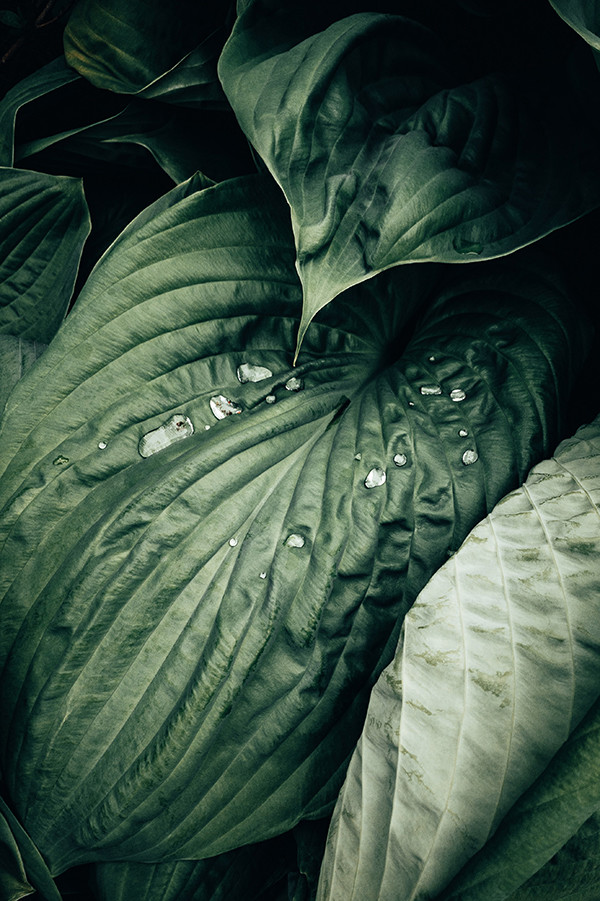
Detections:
[218, 5, 600, 353]
[0, 174, 588, 873]
[317, 416, 600, 901]
[0, 797, 62, 901]
[0, 167, 90, 343]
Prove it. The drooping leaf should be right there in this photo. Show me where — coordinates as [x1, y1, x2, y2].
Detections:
[317, 416, 600, 901]
[93, 833, 294, 901]
[0, 336, 47, 420]
[0, 173, 589, 873]
[0, 167, 90, 343]
[548, 0, 600, 50]
[0, 797, 62, 901]
[63, 0, 226, 96]
[0, 56, 80, 167]
[218, 4, 600, 353]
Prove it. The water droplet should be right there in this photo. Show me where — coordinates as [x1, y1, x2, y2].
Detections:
[285, 376, 304, 392]
[98, 441, 107, 450]
[354, 452, 362, 461]
[462, 449, 479, 465]
[453, 236, 484, 255]
[393, 453, 408, 467]
[365, 467, 386, 489]
[229, 537, 238, 547]
[420, 385, 442, 396]
[204, 424, 211, 431]
[53, 455, 69, 466]
[408, 401, 415, 407]
[259, 571, 267, 579]
[450, 388, 467, 402]
[237, 362, 273, 383]
[265, 394, 277, 404]
[210, 395, 242, 419]
[458, 428, 469, 437]
[428, 355, 436, 362]
[285, 533, 306, 548]
[138, 414, 194, 457]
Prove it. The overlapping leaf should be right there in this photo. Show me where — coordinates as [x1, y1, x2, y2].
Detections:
[317, 416, 600, 901]
[0, 167, 90, 343]
[0, 336, 46, 419]
[0, 174, 588, 874]
[548, 0, 600, 50]
[218, 4, 600, 352]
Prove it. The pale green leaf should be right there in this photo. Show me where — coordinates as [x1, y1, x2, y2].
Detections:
[0, 167, 91, 343]
[0, 174, 588, 872]
[0, 336, 47, 420]
[317, 417, 600, 901]
[218, 5, 600, 355]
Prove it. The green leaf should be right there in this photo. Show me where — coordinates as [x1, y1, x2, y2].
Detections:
[0, 167, 91, 343]
[0, 174, 588, 872]
[0, 337, 47, 421]
[548, 0, 600, 50]
[93, 834, 294, 901]
[63, 0, 226, 96]
[0, 798, 62, 901]
[317, 417, 600, 901]
[218, 6, 600, 354]
[0, 57, 80, 167]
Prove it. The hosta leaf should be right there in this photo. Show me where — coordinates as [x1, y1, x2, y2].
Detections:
[0, 174, 588, 873]
[218, 5, 600, 354]
[0, 167, 90, 343]
[548, 0, 600, 50]
[0, 797, 62, 901]
[0, 336, 46, 419]
[93, 833, 294, 901]
[317, 417, 600, 901]
[0, 57, 80, 167]
[63, 0, 225, 97]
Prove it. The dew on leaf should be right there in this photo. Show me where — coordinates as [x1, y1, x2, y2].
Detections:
[459, 428, 469, 437]
[53, 455, 69, 466]
[462, 449, 479, 465]
[237, 362, 273, 383]
[98, 441, 107, 450]
[259, 572, 267, 579]
[453, 236, 484, 255]
[210, 395, 242, 419]
[204, 425, 211, 431]
[265, 394, 277, 404]
[138, 414, 194, 457]
[354, 453, 362, 461]
[393, 453, 408, 467]
[408, 401, 415, 407]
[420, 385, 442, 396]
[365, 467, 386, 488]
[428, 355, 436, 362]
[285, 376, 304, 392]
[450, 388, 467, 402]
[229, 538, 238, 547]
[285, 533, 306, 548]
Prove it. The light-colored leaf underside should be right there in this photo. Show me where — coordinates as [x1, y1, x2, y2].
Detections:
[317, 417, 600, 901]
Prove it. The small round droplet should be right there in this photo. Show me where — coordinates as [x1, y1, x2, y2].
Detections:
[285, 533, 306, 548]
[365, 467, 386, 489]
[462, 449, 479, 465]
[354, 452, 362, 461]
[458, 428, 469, 438]
[237, 362, 273, 383]
[229, 537, 238, 547]
[98, 441, 107, 450]
[259, 571, 267, 579]
[393, 453, 407, 467]
[53, 455, 69, 466]
[428, 355, 436, 362]
[210, 395, 242, 419]
[285, 376, 304, 392]
[265, 394, 277, 404]
[450, 388, 467, 402]
[420, 385, 442, 396]
[204, 424, 211, 431]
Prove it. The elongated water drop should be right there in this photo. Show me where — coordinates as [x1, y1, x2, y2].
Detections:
[285, 376, 304, 392]
[365, 467, 386, 488]
[420, 385, 442, 396]
[210, 395, 242, 419]
[285, 533, 306, 548]
[139, 414, 194, 457]
[237, 362, 273, 383]
[450, 388, 467, 402]
[393, 453, 407, 467]
[462, 449, 479, 465]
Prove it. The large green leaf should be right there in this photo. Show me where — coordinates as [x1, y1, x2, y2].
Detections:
[0, 174, 588, 873]
[0, 167, 90, 343]
[316, 416, 600, 901]
[548, 0, 600, 50]
[218, 4, 600, 353]
[63, 0, 226, 97]
[0, 57, 80, 167]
